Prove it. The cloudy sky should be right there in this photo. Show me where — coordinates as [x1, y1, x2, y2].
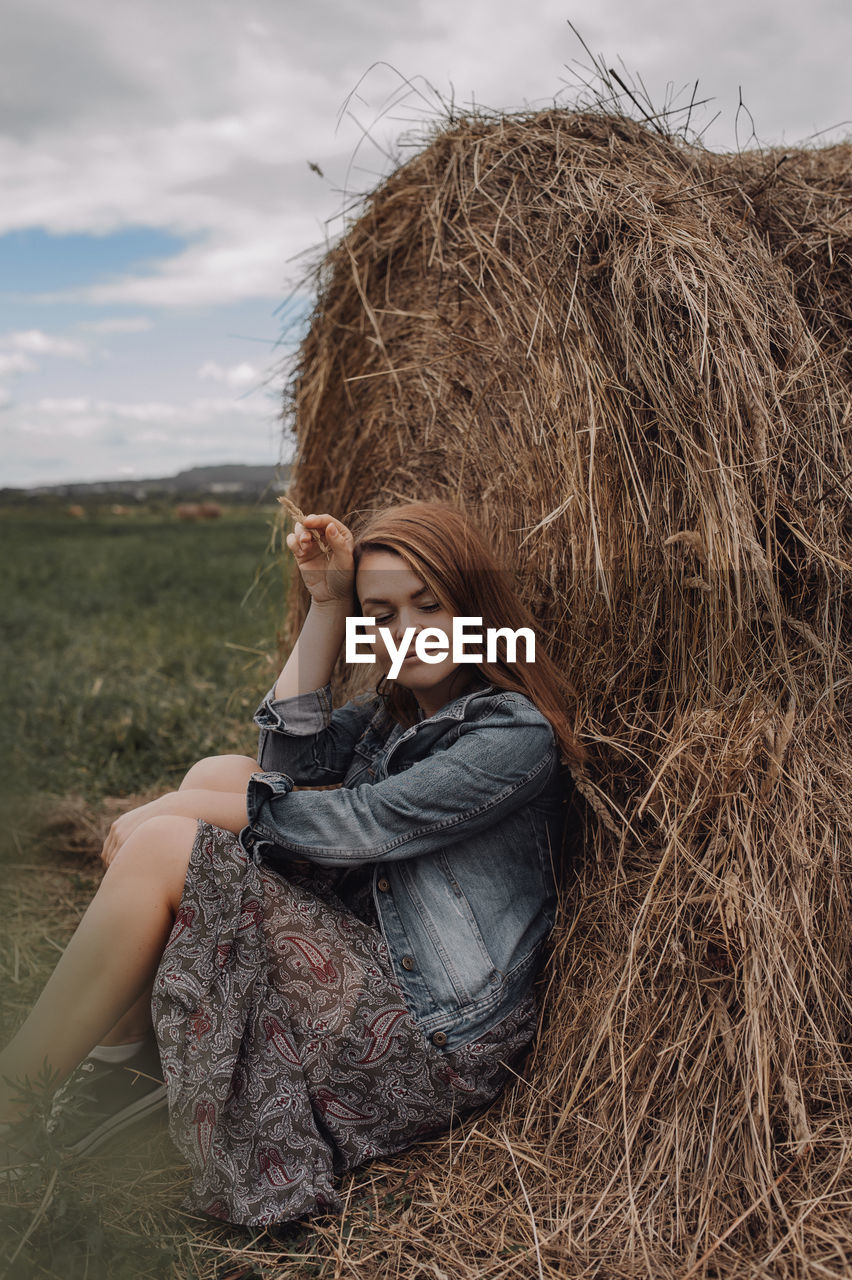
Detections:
[1, 0, 849, 488]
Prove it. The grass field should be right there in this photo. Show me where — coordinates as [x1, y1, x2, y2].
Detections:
[0, 505, 288, 823]
[0, 503, 328, 1279]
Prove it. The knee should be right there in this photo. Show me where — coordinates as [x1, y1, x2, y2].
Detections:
[107, 816, 198, 913]
[180, 753, 258, 792]
[179, 755, 222, 789]
[109, 816, 198, 880]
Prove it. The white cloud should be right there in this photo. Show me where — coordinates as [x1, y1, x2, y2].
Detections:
[1, 389, 284, 486]
[34, 394, 266, 422]
[81, 316, 154, 334]
[0, 351, 36, 376]
[36, 396, 92, 413]
[6, 329, 89, 359]
[77, 219, 314, 308]
[197, 359, 260, 389]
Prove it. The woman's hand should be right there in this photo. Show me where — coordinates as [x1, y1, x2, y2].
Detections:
[286, 513, 355, 607]
[101, 795, 175, 867]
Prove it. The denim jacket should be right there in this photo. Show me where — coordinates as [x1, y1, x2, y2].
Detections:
[239, 676, 566, 1050]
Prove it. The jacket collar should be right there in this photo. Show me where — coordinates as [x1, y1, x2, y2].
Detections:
[418, 676, 494, 723]
[367, 675, 494, 735]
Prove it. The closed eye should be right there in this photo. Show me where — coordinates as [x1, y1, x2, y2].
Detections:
[374, 602, 441, 624]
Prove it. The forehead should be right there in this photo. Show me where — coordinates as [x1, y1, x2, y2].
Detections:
[356, 549, 428, 600]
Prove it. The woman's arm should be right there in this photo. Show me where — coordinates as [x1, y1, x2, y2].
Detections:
[274, 513, 356, 700]
[255, 682, 377, 783]
[242, 695, 559, 868]
[255, 510, 378, 783]
[273, 598, 349, 701]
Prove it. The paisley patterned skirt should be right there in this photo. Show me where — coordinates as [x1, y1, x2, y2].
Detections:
[151, 821, 538, 1226]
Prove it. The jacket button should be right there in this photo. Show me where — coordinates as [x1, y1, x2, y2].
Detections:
[431, 1030, 448, 1047]
[377, 877, 390, 892]
[400, 954, 415, 971]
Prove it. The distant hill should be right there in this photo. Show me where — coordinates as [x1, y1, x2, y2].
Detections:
[1, 463, 292, 504]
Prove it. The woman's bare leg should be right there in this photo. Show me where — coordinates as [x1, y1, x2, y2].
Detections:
[0, 815, 197, 1122]
[98, 986, 154, 1046]
[88, 753, 255, 1046]
[179, 754, 257, 793]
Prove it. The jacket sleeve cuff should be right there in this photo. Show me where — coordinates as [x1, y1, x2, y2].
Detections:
[252, 682, 333, 735]
[246, 770, 295, 826]
[240, 770, 296, 861]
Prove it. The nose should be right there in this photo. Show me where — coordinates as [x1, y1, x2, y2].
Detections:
[391, 608, 418, 643]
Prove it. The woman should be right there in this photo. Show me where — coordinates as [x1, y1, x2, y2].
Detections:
[0, 500, 586, 1225]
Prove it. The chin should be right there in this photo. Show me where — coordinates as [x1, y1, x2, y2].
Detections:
[390, 668, 428, 688]
[394, 663, 457, 690]
[383, 667, 479, 719]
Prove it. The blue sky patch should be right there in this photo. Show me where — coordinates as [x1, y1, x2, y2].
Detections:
[0, 226, 190, 295]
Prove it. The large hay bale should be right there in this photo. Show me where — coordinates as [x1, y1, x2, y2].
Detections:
[283, 110, 852, 1276]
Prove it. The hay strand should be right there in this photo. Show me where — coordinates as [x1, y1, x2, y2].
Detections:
[276, 496, 331, 554]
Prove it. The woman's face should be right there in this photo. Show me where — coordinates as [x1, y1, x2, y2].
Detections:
[355, 549, 476, 716]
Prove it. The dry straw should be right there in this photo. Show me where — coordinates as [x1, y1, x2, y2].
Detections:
[279, 104, 852, 1276]
[276, 495, 332, 554]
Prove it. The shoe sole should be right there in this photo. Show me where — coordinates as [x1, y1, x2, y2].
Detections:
[65, 1084, 169, 1158]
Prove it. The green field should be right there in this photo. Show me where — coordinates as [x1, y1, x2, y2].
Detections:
[0, 505, 290, 841]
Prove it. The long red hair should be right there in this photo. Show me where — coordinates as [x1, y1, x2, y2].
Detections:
[349, 500, 587, 773]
